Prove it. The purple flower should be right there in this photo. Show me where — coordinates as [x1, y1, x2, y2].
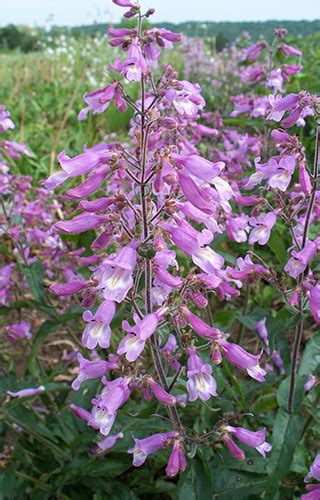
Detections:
[301, 484, 320, 500]
[92, 376, 131, 416]
[55, 213, 108, 234]
[50, 280, 89, 296]
[225, 425, 272, 458]
[166, 440, 187, 477]
[304, 375, 317, 393]
[226, 215, 250, 243]
[308, 285, 320, 323]
[112, 0, 138, 7]
[172, 153, 224, 182]
[66, 165, 110, 199]
[243, 41, 267, 62]
[219, 340, 266, 382]
[147, 378, 176, 406]
[255, 318, 269, 347]
[279, 43, 302, 57]
[96, 432, 124, 452]
[0, 105, 15, 131]
[162, 217, 224, 273]
[7, 386, 45, 398]
[222, 434, 245, 461]
[117, 312, 160, 362]
[249, 213, 277, 245]
[96, 242, 138, 303]
[69, 403, 91, 422]
[42, 145, 113, 190]
[3, 321, 32, 342]
[128, 431, 177, 467]
[82, 300, 116, 350]
[284, 240, 318, 278]
[299, 162, 312, 195]
[88, 406, 116, 436]
[165, 80, 205, 118]
[187, 347, 217, 401]
[180, 305, 222, 339]
[78, 82, 126, 120]
[304, 454, 320, 482]
[72, 353, 113, 390]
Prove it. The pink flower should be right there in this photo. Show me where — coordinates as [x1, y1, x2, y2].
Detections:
[128, 431, 177, 466]
[243, 41, 267, 61]
[50, 280, 89, 296]
[112, 0, 138, 7]
[304, 454, 320, 482]
[96, 242, 138, 303]
[226, 215, 250, 243]
[82, 300, 116, 349]
[284, 240, 318, 278]
[180, 305, 222, 339]
[96, 432, 124, 452]
[308, 285, 320, 323]
[42, 145, 113, 190]
[162, 217, 224, 273]
[3, 321, 32, 342]
[219, 340, 266, 382]
[72, 353, 114, 390]
[224, 425, 272, 458]
[55, 213, 108, 234]
[301, 484, 320, 500]
[117, 312, 160, 361]
[222, 434, 245, 460]
[92, 376, 131, 415]
[78, 82, 123, 120]
[88, 406, 116, 436]
[146, 377, 176, 406]
[166, 440, 187, 477]
[187, 347, 217, 401]
[0, 104, 15, 131]
[165, 80, 205, 118]
[249, 213, 277, 245]
[69, 403, 91, 422]
[279, 43, 302, 57]
[7, 386, 45, 398]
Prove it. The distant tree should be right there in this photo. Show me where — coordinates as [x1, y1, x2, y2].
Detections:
[216, 32, 229, 52]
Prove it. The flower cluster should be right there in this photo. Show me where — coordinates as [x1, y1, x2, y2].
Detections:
[43, 1, 279, 476]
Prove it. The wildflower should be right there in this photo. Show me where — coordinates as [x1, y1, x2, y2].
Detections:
[146, 377, 176, 406]
[223, 425, 272, 459]
[166, 440, 187, 477]
[186, 347, 217, 401]
[117, 312, 160, 362]
[7, 386, 45, 398]
[82, 300, 116, 349]
[72, 353, 114, 390]
[219, 340, 266, 382]
[248, 213, 277, 245]
[304, 454, 320, 482]
[128, 431, 178, 466]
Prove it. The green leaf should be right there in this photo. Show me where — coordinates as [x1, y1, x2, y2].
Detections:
[277, 375, 305, 412]
[177, 452, 213, 500]
[265, 409, 304, 499]
[253, 393, 278, 413]
[212, 470, 266, 499]
[268, 228, 288, 266]
[27, 320, 60, 376]
[21, 260, 45, 302]
[0, 464, 15, 500]
[298, 331, 320, 376]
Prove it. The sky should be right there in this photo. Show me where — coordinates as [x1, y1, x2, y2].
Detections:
[0, 0, 319, 27]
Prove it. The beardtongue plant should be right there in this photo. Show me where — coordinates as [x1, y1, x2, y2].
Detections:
[43, 0, 276, 479]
